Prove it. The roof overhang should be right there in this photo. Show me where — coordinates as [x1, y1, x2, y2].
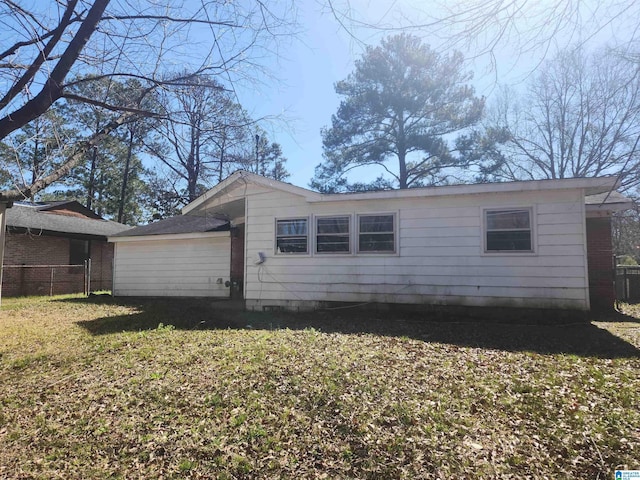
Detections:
[7, 226, 110, 241]
[183, 171, 321, 214]
[109, 231, 230, 243]
[311, 176, 618, 203]
[183, 173, 620, 214]
[585, 192, 635, 217]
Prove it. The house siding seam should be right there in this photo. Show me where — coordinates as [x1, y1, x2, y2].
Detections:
[243, 188, 590, 311]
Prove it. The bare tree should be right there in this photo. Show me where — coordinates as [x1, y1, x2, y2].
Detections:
[0, 0, 295, 202]
[0, 107, 72, 192]
[612, 194, 640, 263]
[147, 74, 255, 203]
[326, 1, 640, 73]
[491, 47, 640, 190]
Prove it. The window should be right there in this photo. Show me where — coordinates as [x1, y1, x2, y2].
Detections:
[69, 239, 89, 265]
[358, 214, 395, 253]
[316, 216, 350, 253]
[276, 218, 308, 254]
[485, 208, 533, 252]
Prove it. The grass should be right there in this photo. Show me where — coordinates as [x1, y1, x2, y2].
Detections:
[0, 295, 639, 479]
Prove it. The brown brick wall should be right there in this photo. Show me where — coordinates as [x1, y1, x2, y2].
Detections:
[2, 231, 114, 296]
[4, 231, 70, 266]
[586, 217, 615, 310]
[89, 239, 114, 292]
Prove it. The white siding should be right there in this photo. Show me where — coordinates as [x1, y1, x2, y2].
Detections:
[113, 235, 231, 297]
[240, 187, 589, 310]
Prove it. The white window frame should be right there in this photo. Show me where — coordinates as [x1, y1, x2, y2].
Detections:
[315, 214, 352, 255]
[356, 213, 397, 255]
[482, 206, 536, 255]
[275, 217, 309, 255]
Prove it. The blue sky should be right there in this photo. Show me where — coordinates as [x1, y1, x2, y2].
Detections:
[229, 0, 636, 189]
[230, 0, 538, 189]
[233, 1, 365, 189]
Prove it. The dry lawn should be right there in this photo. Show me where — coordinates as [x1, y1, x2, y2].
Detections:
[0, 295, 639, 479]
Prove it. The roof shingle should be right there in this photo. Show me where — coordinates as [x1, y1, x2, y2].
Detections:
[109, 214, 229, 237]
[6, 202, 131, 238]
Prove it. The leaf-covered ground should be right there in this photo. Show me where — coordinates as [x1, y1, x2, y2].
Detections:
[0, 295, 639, 479]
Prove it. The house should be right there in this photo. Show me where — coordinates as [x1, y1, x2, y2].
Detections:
[3, 200, 131, 296]
[109, 171, 631, 314]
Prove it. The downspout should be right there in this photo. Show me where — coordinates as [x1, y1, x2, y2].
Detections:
[580, 188, 591, 311]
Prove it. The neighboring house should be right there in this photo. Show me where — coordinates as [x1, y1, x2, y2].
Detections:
[3, 201, 131, 296]
[110, 171, 631, 313]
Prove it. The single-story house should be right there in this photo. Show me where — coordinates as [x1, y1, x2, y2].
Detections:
[109, 171, 631, 313]
[3, 200, 131, 296]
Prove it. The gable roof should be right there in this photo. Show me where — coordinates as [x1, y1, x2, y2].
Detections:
[183, 170, 321, 214]
[184, 171, 620, 214]
[109, 214, 229, 238]
[36, 200, 103, 219]
[6, 201, 131, 238]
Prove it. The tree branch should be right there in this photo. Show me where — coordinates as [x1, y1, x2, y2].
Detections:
[62, 93, 157, 116]
[0, 0, 78, 111]
[0, 111, 133, 201]
[0, 0, 110, 140]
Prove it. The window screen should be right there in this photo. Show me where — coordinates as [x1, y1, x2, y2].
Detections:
[276, 218, 308, 253]
[358, 214, 395, 253]
[316, 216, 350, 253]
[485, 209, 532, 252]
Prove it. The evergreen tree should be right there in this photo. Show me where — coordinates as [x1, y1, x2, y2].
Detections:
[312, 34, 495, 192]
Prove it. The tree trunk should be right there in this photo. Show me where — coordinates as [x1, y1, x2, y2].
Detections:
[186, 123, 202, 202]
[31, 136, 39, 188]
[117, 128, 135, 223]
[87, 147, 97, 210]
[0, 0, 111, 141]
[218, 135, 226, 182]
[397, 112, 408, 189]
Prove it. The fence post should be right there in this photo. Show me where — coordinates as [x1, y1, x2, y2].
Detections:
[624, 267, 629, 302]
[49, 267, 54, 297]
[87, 258, 92, 296]
[0, 203, 7, 306]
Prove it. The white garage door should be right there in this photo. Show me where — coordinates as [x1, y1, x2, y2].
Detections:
[112, 234, 231, 297]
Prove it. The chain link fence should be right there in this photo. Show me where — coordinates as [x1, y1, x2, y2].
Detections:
[2, 260, 91, 297]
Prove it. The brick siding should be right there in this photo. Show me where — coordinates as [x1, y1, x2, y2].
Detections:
[2, 231, 114, 296]
[89, 239, 114, 292]
[586, 217, 615, 310]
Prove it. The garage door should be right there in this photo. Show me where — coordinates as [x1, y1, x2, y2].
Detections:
[112, 234, 231, 297]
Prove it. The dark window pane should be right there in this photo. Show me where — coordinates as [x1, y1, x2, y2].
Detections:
[486, 231, 532, 251]
[277, 219, 307, 236]
[317, 217, 349, 234]
[69, 239, 88, 265]
[359, 233, 394, 252]
[359, 215, 393, 233]
[486, 210, 530, 230]
[277, 237, 308, 253]
[317, 234, 350, 253]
